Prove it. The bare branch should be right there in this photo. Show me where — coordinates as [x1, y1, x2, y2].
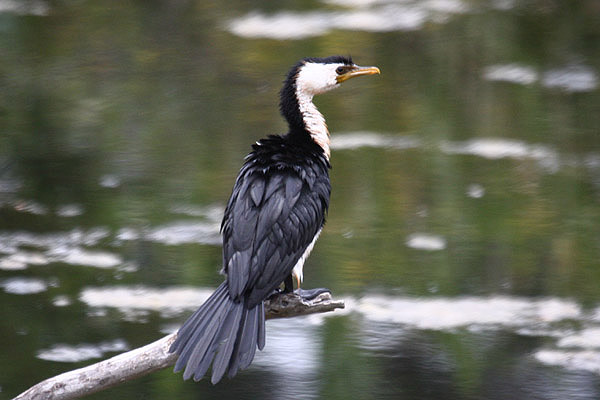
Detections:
[13, 292, 344, 400]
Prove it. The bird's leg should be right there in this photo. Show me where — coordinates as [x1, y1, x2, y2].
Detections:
[272, 274, 330, 301]
[267, 275, 294, 300]
[283, 274, 294, 294]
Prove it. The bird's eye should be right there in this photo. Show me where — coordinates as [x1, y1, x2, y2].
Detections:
[335, 66, 346, 75]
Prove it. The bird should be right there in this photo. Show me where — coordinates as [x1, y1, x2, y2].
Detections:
[169, 55, 380, 384]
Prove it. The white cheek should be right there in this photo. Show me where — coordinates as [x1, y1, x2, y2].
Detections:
[296, 63, 339, 95]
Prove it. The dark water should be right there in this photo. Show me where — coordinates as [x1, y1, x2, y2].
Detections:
[1, 1, 600, 399]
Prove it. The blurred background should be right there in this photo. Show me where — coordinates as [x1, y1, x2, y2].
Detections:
[1, 0, 600, 399]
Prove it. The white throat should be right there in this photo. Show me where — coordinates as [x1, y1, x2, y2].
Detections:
[293, 62, 343, 160]
[296, 91, 330, 159]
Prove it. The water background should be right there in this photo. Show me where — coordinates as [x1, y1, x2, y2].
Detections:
[1, 1, 600, 399]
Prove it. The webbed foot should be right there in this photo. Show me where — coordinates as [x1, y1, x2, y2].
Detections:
[295, 287, 331, 301]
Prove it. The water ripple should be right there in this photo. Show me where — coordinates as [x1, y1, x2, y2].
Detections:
[332, 132, 573, 173]
[80, 286, 214, 318]
[483, 63, 538, 85]
[543, 65, 599, 93]
[1, 278, 48, 294]
[0, 0, 49, 16]
[444, 138, 562, 173]
[0, 228, 120, 270]
[331, 132, 421, 150]
[227, 0, 469, 39]
[116, 221, 222, 246]
[36, 339, 129, 363]
[483, 62, 598, 92]
[77, 284, 600, 375]
[406, 233, 447, 251]
[535, 350, 600, 374]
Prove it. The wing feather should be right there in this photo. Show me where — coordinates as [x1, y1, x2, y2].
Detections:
[222, 148, 330, 305]
[250, 179, 265, 206]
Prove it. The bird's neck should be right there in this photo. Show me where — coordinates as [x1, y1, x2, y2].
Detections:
[280, 73, 331, 160]
[295, 91, 330, 159]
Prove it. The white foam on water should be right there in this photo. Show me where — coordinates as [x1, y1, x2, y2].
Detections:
[82, 286, 584, 335]
[482, 62, 598, 92]
[516, 327, 575, 338]
[0, 0, 49, 16]
[168, 203, 224, 222]
[589, 307, 600, 323]
[12, 199, 48, 215]
[52, 295, 72, 307]
[350, 294, 600, 376]
[79, 286, 214, 318]
[323, 0, 389, 7]
[228, 11, 330, 40]
[440, 138, 560, 172]
[490, 0, 516, 10]
[406, 233, 446, 251]
[56, 204, 84, 217]
[227, 0, 470, 39]
[332, 133, 563, 174]
[324, 0, 468, 10]
[0, 251, 49, 270]
[76, 284, 600, 376]
[542, 65, 599, 93]
[426, 0, 469, 14]
[557, 328, 600, 349]
[144, 221, 222, 246]
[483, 63, 538, 85]
[99, 174, 121, 188]
[36, 339, 129, 363]
[354, 295, 582, 330]
[79, 286, 586, 335]
[466, 183, 485, 198]
[442, 138, 536, 159]
[0, 228, 110, 250]
[115, 227, 140, 241]
[0, 228, 126, 270]
[116, 221, 221, 246]
[0, 256, 27, 270]
[331, 132, 421, 150]
[332, 6, 429, 32]
[47, 246, 122, 269]
[1, 214, 222, 271]
[1, 278, 48, 294]
[535, 350, 600, 374]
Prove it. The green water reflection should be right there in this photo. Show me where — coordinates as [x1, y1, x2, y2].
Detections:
[1, 1, 599, 399]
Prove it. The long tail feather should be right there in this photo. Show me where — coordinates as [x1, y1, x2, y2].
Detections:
[169, 281, 265, 383]
[228, 304, 264, 378]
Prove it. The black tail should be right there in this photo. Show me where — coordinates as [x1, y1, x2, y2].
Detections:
[169, 282, 266, 384]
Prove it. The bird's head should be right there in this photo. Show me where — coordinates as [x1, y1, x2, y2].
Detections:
[293, 56, 380, 96]
[280, 56, 380, 133]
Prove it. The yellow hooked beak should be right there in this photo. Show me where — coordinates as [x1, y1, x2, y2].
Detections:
[336, 65, 381, 83]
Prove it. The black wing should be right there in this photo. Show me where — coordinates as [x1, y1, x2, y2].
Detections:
[221, 157, 330, 307]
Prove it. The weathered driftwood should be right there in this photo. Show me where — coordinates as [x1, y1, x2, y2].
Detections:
[14, 291, 344, 400]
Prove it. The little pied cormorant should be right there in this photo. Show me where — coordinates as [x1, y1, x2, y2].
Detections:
[169, 56, 380, 384]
